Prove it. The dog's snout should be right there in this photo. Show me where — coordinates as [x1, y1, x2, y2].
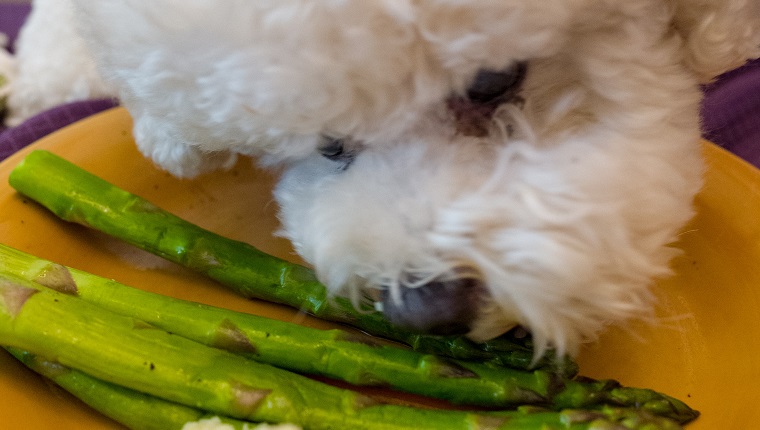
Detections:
[380, 276, 484, 336]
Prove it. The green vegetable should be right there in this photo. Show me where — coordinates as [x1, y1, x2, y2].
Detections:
[0, 277, 687, 430]
[7, 149, 567, 372]
[0, 244, 556, 408]
[5, 348, 693, 430]
[0, 245, 698, 423]
[5, 347, 257, 430]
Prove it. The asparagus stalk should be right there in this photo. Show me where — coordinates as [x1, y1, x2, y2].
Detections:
[0, 243, 555, 408]
[7, 149, 567, 372]
[0, 245, 698, 423]
[0, 274, 688, 430]
[7, 353, 683, 430]
[4, 347, 260, 430]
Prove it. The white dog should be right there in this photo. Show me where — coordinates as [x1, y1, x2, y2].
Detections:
[8, 0, 760, 357]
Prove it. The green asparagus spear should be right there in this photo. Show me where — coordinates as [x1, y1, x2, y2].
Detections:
[0, 274, 686, 430]
[0, 245, 698, 423]
[0, 243, 554, 408]
[4, 347, 260, 430]
[6, 350, 685, 430]
[7, 149, 567, 372]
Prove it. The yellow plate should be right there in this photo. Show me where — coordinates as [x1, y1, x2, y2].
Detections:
[0, 107, 758, 429]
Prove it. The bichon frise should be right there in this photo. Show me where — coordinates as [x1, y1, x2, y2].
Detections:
[8, 0, 760, 356]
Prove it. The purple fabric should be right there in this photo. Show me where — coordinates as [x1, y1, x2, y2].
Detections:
[0, 99, 118, 162]
[701, 58, 760, 168]
[0, 4, 31, 52]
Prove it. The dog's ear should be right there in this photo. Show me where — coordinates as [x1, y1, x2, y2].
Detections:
[669, 0, 760, 82]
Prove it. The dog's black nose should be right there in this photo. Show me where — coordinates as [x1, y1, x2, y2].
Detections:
[466, 62, 527, 104]
[380, 276, 485, 336]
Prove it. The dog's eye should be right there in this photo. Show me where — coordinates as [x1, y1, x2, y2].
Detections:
[318, 136, 359, 168]
[466, 62, 527, 104]
[318, 137, 345, 160]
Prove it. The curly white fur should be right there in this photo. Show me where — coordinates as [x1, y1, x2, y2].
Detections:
[4, 0, 113, 127]
[10, 0, 760, 356]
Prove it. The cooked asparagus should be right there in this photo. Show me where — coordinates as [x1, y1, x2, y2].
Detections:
[0, 245, 698, 423]
[5, 347, 259, 430]
[0, 244, 556, 408]
[0, 280, 686, 430]
[0, 280, 679, 430]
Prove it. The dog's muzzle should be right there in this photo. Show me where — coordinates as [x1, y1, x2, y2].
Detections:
[380, 276, 486, 335]
[314, 64, 528, 335]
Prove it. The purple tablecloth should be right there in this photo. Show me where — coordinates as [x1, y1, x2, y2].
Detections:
[1, 4, 759, 168]
[702, 60, 760, 168]
[0, 98, 118, 161]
